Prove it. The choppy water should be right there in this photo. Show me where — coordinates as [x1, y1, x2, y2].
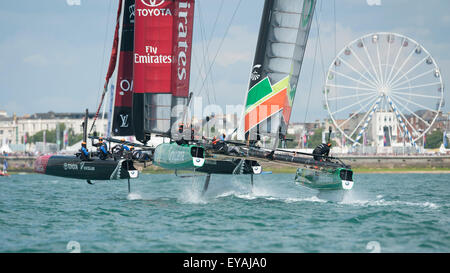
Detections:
[0, 172, 449, 252]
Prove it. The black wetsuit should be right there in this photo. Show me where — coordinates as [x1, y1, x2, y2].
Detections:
[312, 143, 330, 161]
[79, 146, 90, 161]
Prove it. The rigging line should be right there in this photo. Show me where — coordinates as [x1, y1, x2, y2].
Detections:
[316, 0, 326, 82]
[197, 0, 243, 100]
[192, 0, 224, 96]
[95, 0, 114, 112]
[303, 0, 321, 124]
[196, 2, 212, 105]
[190, 3, 212, 106]
[199, 2, 218, 105]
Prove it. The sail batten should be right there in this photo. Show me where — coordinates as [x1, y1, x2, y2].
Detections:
[244, 0, 316, 148]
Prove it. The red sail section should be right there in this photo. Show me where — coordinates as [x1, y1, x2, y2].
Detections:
[133, 0, 195, 97]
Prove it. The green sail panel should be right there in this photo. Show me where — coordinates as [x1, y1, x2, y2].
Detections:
[244, 0, 316, 146]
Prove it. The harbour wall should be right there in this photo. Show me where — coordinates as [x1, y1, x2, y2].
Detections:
[339, 155, 450, 168]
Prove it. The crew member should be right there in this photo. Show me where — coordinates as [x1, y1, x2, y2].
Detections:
[98, 138, 109, 160]
[112, 138, 130, 158]
[128, 145, 135, 159]
[312, 142, 331, 161]
[79, 142, 90, 161]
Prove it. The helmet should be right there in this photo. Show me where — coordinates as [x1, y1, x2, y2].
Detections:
[327, 142, 332, 147]
[130, 146, 134, 150]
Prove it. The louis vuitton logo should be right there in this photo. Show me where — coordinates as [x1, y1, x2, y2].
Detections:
[120, 114, 129, 128]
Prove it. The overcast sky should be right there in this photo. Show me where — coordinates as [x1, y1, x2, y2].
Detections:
[1, 0, 449, 122]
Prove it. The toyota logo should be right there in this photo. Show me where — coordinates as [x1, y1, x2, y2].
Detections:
[141, 0, 165, 7]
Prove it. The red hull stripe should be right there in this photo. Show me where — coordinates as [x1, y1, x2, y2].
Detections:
[34, 155, 52, 174]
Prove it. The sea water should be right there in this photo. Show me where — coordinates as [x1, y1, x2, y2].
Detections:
[0, 173, 448, 252]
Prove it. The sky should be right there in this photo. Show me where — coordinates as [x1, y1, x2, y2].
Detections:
[1, 0, 449, 123]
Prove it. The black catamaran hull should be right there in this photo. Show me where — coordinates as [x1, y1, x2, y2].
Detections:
[34, 155, 138, 180]
[196, 158, 262, 175]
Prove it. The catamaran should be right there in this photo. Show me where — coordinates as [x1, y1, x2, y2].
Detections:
[220, 0, 354, 191]
[34, 0, 262, 193]
[34, 0, 353, 194]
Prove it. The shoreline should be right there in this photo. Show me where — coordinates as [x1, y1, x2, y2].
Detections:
[4, 169, 450, 177]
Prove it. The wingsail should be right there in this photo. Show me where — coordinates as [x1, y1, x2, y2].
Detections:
[132, 0, 195, 143]
[112, 0, 135, 136]
[243, 0, 316, 148]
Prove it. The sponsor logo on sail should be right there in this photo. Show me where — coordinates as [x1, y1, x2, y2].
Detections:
[134, 46, 173, 64]
[120, 114, 129, 127]
[177, 1, 192, 80]
[129, 4, 135, 23]
[137, 0, 172, 17]
[251, 64, 261, 81]
[120, 79, 133, 95]
[141, 0, 165, 7]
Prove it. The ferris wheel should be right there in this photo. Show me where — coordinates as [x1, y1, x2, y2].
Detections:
[324, 32, 444, 148]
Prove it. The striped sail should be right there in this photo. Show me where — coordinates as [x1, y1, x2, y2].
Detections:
[244, 0, 316, 148]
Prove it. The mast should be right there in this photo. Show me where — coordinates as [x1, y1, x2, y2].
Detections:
[132, 0, 195, 144]
[243, 0, 316, 149]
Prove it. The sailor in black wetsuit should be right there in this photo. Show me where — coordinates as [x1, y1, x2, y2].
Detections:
[79, 142, 90, 161]
[98, 139, 109, 160]
[112, 138, 130, 158]
[312, 142, 331, 161]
